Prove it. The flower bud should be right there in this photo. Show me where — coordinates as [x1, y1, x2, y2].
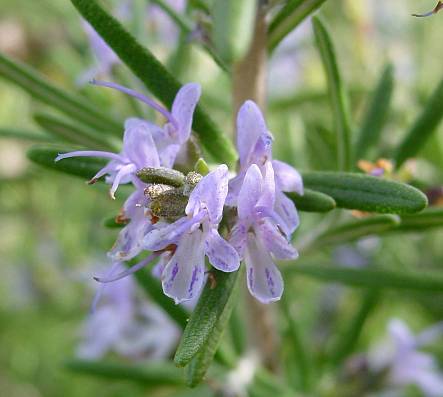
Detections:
[136, 167, 185, 187]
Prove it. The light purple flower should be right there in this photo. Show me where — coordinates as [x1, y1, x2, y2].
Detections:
[370, 319, 443, 397]
[143, 165, 240, 304]
[55, 82, 201, 197]
[230, 163, 298, 304]
[228, 100, 303, 235]
[55, 117, 160, 199]
[78, 263, 179, 360]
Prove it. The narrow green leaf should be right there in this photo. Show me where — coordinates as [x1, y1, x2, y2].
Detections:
[34, 113, 118, 151]
[393, 207, 443, 232]
[314, 215, 400, 246]
[355, 64, 394, 160]
[0, 127, 54, 142]
[150, 0, 229, 72]
[287, 189, 336, 212]
[71, 0, 237, 164]
[268, 0, 328, 52]
[212, 0, 257, 63]
[0, 52, 122, 134]
[395, 76, 443, 168]
[174, 267, 243, 368]
[312, 16, 353, 171]
[132, 266, 189, 329]
[248, 369, 296, 397]
[65, 360, 184, 386]
[330, 289, 380, 366]
[281, 296, 311, 391]
[285, 264, 443, 292]
[27, 145, 106, 179]
[228, 303, 247, 356]
[302, 171, 428, 214]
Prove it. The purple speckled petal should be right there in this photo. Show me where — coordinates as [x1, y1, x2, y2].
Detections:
[244, 233, 284, 304]
[272, 160, 303, 195]
[122, 118, 160, 168]
[171, 83, 201, 143]
[236, 100, 268, 167]
[256, 218, 298, 260]
[275, 191, 300, 235]
[151, 252, 172, 279]
[186, 165, 229, 224]
[229, 222, 248, 258]
[237, 164, 262, 221]
[204, 227, 240, 272]
[161, 229, 205, 304]
[143, 216, 196, 251]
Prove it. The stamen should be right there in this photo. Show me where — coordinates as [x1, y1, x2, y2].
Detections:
[109, 163, 136, 199]
[90, 261, 122, 313]
[55, 150, 124, 163]
[91, 79, 179, 129]
[93, 253, 159, 283]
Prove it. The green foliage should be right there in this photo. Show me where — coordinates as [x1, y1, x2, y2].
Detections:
[395, 75, 443, 168]
[212, 0, 257, 63]
[70, 0, 237, 164]
[286, 264, 443, 292]
[288, 189, 336, 212]
[330, 289, 380, 366]
[34, 112, 118, 150]
[0, 52, 122, 134]
[268, 0, 328, 52]
[312, 16, 353, 171]
[355, 64, 394, 160]
[174, 268, 243, 375]
[0, 127, 53, 142]
[27, 145, 106, 179]
[302, 171, 428, 214]
[65, 360, 185, 386]
[314, 215, 400, 246]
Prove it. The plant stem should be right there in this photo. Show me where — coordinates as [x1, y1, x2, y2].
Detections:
[232, 6, 267, 114]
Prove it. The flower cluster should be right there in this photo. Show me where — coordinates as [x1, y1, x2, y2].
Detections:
[369, 319, 443, 396]
[56, 82, 302, 304]
[78, 262, 179, 360]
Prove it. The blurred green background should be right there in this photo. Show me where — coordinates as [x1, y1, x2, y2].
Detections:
[0, 0, 442, 396]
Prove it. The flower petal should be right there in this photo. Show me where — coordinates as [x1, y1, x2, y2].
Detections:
[244, 233, 284, 304]
[171, 82, 201, 143]
[272, 160, 303, 194]
[186, 164, 229, 224]
[162, 229, 206, 304]
[237, 164, 262, 221]
[108, 214, 151, 261]
[256, 219, 298, 260]
[236, 100, 268, 167]
[143, 216, 195, 251]
[122, 118, 160, 168]
[205, 228, 240, 272]
[229, 222, 248, 258]
[226, 171, 245, 207]
[256, 161, 275, 209]
[275, 191, 300, 235]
